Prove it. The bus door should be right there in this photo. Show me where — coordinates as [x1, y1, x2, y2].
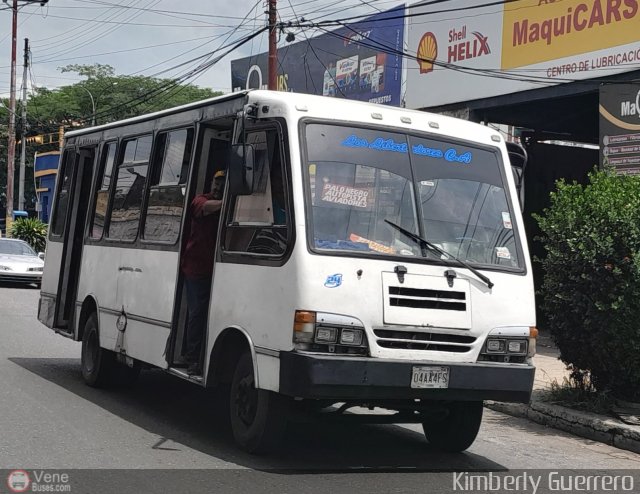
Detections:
[55, 146, 96, 329]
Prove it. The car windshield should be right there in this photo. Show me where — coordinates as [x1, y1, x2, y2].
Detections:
[0, 239, 36, 256]
[303, 123, 522, 269]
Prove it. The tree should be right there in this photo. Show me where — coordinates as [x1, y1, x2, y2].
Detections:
[59, 63, 115, 80]
[536, 169, 640, 401]
[1, 64, 224, 216]
[28, 64, 223, 128]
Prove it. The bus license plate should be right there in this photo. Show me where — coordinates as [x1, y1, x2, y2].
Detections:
[411, 366, 449, 389]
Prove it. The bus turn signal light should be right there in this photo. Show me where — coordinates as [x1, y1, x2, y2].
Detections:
[293, 310, 316, 343]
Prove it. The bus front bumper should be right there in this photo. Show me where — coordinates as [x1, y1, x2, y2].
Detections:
[279, 352, 534, 403]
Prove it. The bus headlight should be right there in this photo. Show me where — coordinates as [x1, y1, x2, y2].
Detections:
[339, 328, 363, 346]
[0, 265, 12, 271]
[315, 327, 338, 343]
[479, 326, 535, 363]
[486, 339, 506, 353]
[484, 338, 527, 355]
[507, 340, 527, 354]
[293, 310, 368, 355]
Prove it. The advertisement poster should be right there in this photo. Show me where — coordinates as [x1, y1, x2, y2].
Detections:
[600, 83, 640, 174]
[406, 0, 640, 109]
[231, 6, 405, 107]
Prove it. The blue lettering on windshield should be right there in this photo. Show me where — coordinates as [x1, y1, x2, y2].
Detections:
[341, 135, 408, 153]
[341, 135, 473, 163]
[369, 138, 408, 153]
[341, 135, 370, 149]
[412, 144, 443, 158]
[444, 148, 473, 163]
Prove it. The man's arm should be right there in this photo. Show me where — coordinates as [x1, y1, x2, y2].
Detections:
[201, 199, 223, 216]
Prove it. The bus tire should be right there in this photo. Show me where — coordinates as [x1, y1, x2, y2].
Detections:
[81, 312, 117, 388]
[422, 401, 483, 453]
[229, 351, 288, 454]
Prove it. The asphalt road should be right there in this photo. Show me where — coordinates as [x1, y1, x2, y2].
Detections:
[1, 284, 639, 493]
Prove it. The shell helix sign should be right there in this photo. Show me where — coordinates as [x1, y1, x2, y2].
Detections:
[417, 32, 438, 74]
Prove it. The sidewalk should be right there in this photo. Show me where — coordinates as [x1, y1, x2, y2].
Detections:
[485, 332, 640, 454]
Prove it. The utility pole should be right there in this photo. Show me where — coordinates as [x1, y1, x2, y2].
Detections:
[3, 0, 47, 232]
[5, 0, 18, 230]
[268, 0, 277, 90]
[19, 38, 29, 211]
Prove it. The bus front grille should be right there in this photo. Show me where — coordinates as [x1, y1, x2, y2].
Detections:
[373, 328, 475, 352]
[388, 286, 466, 311]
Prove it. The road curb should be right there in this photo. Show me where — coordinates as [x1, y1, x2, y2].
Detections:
[485, 399, 640, 454]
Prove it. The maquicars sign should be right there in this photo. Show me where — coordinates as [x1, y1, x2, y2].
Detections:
[503, 0, 638, 68]
[406, 0, 640, 109]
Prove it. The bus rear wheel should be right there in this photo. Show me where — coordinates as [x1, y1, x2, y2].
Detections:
[81, 313, 117, 387]
[81, 313, 140, 388]
[229, 351, 288, 454]
[422, 401, 483, 453]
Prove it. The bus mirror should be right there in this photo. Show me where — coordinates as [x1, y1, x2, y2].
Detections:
[506, 142, 527, 211]
[229, 144, 255, 196]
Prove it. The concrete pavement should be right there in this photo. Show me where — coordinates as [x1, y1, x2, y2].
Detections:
[487, 331, 640, 454]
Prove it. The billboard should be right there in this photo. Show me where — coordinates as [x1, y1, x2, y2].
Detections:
[406, 0, 640, 109]
[600, 83, 640, 174]
[231, 6, 405, 106]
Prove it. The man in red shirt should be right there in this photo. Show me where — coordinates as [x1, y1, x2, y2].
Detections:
[180, 170, 225, 374]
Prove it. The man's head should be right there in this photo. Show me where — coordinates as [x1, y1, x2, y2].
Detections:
[211, 170, 226, 200]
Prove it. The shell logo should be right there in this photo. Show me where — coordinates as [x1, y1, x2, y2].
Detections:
[417, 32, 438, 74]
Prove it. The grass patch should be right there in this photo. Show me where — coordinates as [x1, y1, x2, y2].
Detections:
[541, 368, 614, 416]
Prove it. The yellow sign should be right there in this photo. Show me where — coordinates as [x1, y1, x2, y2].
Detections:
[502, 0, 640, 69]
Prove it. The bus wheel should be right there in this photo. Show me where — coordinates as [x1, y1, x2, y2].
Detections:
[81, 312, 117, 388]
[229, 351, 288, 454]
[422, 401, 483, 453]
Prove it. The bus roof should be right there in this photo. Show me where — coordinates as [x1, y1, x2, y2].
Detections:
[64, 89, 502, 146]
[64, 90, 250, 139]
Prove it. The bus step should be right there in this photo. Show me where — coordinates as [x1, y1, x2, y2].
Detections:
[168, 366, 204, 385]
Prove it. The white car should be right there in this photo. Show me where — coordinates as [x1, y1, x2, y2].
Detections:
[0, 238, 45, 287]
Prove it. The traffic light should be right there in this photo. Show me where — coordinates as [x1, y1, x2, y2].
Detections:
[25, 135, 44, 144]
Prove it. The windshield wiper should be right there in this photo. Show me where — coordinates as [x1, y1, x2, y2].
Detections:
[384, 219, 494, 289]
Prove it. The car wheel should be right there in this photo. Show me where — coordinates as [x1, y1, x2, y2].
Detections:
[229, 351, 288, 454]
[422, 401, 483, 453]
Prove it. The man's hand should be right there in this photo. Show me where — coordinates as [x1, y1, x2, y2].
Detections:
[202, 199, 223, 216]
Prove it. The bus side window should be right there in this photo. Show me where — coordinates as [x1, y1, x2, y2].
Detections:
[107, 135, 152, 242]
[89, 142, 117, 240]
[50, 150, 76, 238]
[143, 128, 194, 243]
[223, 129, 289, 256]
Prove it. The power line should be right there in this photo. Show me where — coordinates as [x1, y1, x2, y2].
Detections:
[33, 0, 163, 60]
[33, 35, 226, 65]
[31, 0, 140, 46]
[77, 26, 269, 125]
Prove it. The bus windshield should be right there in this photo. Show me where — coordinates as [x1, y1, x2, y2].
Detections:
[304, 123, 522, 269]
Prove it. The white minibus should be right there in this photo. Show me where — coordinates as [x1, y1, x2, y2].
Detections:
[39, 90, 536, 453]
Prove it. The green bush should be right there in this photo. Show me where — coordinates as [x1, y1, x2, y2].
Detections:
[9, 217, 48, 253]
[536, 169, 640, 401]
